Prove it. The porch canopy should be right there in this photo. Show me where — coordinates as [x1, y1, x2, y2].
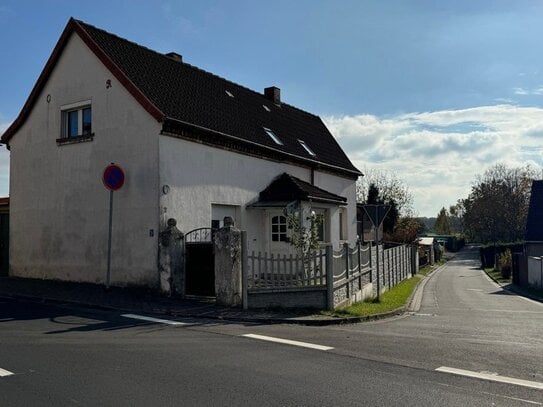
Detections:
[247, 173, 347, 208]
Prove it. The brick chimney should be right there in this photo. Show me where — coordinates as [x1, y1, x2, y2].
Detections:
[165, 52, 183, 62]
[264, 86, 281, 105]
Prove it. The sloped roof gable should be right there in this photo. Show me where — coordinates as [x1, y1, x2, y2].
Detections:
[1, 18, 361, 178]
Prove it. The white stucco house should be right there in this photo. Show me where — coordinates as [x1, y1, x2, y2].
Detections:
[1, 18, 362, 291]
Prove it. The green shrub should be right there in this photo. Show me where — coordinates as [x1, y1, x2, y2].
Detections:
[498, 249, 512, 279]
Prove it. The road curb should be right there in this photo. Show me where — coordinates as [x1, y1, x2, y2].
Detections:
[0, 260, 452, 326]
[483, 270, 543, 304]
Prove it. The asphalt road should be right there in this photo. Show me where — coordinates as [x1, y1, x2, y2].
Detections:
[0, 247, 542, 406]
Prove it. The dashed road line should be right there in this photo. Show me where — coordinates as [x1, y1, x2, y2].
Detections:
[242, 334, 334, 351]
[436, 366, 543, 390]
[0, 368, 14, 377]
[121, 314, 187, 326]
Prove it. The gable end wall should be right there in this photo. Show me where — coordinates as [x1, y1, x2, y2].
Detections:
[8, 33, 161, 287]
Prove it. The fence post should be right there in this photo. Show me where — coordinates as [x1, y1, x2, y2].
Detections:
[387, 248, 391, 289]
[326, 245, 334, 310]
[241, 231, 248, 310]
[344, 242, 350, 300]
[369, 242, 373, 282]
[382, 245, 386, 291]
[357, 239, 362, 290]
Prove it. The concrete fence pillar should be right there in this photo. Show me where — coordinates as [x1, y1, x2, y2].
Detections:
[158, 218, 184, 296]
[214, 216, 242, 306]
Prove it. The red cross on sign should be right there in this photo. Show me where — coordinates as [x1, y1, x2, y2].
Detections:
[102, 164, 125, 191]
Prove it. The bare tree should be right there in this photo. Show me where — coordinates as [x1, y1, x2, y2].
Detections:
[356, 168, 413, 215]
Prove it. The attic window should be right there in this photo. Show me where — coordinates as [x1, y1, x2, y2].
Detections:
[263, 127, 283, 145]
[225, 90, 234, 98]
[263, 105, 271, 112]
[298, 139, 316, 156]
[60, 100, 92, 139]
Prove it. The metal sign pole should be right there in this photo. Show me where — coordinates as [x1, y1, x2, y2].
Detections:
[106, 189, 113, 289]
[102, 163, 125, 290]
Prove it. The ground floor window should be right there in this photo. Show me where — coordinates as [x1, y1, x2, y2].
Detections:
[271, 215, 288, 242]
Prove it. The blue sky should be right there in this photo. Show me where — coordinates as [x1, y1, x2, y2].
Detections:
[2, 1, 543, 216]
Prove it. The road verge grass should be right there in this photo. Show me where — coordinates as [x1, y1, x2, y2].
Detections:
[324, 258, 448, 318]
[483, 268, 512, 285]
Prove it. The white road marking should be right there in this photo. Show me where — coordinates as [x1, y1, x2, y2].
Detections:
[242, 334, 334, 351]
[466, 288, 483, 292]
[121, 314, 187, 326]
[0, 368, 14, 377]
[436, 366, 543, 390]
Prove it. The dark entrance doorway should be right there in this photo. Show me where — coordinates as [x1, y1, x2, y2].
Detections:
[185, 228, 216, 296]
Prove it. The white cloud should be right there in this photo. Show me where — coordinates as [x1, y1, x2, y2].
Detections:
[324, 104, 543, 216]
[513, 86, 543, 96]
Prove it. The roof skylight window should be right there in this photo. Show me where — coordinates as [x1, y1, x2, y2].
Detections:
[298, 139, 316, 157]
[263, 105, 271, 112]
[225, 90, 234, 98]
[263, 127, 283, 145]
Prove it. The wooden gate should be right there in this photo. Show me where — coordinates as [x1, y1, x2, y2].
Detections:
[184, 228, 216, 297]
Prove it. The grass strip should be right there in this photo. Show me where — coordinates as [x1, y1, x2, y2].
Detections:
[483, 268, 512, 285]
[329, 275, 422, 317]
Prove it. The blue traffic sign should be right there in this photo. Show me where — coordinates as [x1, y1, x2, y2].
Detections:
[102, 164, 125, 191]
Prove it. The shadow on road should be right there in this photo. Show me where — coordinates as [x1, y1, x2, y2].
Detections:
[0, 297, 260, 335]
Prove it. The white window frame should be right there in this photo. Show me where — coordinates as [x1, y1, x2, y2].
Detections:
[263, 127, 283, 145]
[298, 139, 316, 156]
[271, 214, 288, 242]
[61, 100, 92, 138]
[312, 208, 328, 243]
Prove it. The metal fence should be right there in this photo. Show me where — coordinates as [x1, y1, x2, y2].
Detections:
[244, 241, 417, 310]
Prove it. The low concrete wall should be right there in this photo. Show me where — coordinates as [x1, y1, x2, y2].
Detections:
[247, 286, 327, 309]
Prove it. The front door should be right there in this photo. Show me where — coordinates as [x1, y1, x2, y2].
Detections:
[267, 210, 294, 257]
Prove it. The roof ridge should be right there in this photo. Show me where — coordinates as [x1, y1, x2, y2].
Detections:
[75, 18, 319, 118]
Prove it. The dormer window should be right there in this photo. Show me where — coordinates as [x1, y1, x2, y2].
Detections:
[298, 139, 316, 156]
[225, 90, 234, 98]
[263, 105, 271, 112]
[263, 127, 283, 145]
[61, 100, 92, 138]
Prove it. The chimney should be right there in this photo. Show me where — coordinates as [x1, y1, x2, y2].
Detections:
[264, 86, 281, 105]
[165, 52, 183, 63]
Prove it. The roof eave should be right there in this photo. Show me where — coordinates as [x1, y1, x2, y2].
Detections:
[162, 117, 363, 179]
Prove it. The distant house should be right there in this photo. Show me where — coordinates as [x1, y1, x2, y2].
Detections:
[523, 180, 543, 288]
[0, 18, 361, 291]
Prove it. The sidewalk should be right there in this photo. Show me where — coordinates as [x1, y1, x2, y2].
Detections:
[0, 270, 437, 325]
[0, 276, 350, 325]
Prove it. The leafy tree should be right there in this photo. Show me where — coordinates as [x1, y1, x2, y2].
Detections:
[285, 209, 324, 276]
[434, 207, 451, 235]
[387, 216, 427, 243]
[448, 200, 465, 234]
[462, 164, 537, 243]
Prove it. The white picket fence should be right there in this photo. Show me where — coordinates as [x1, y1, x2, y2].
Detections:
[244, 242, 417, 309]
